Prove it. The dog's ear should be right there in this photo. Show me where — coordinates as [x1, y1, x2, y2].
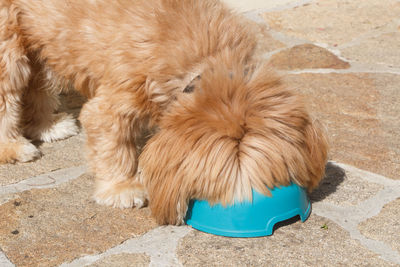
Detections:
[182, 64, 253, 94]
[181, 62, 205, 94]
[183, 74, 201, 93]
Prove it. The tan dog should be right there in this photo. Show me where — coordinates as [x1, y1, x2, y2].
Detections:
[0, 0, 328, 224]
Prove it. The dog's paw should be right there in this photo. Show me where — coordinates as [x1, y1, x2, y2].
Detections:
[94, 181, 148, 209]
[0, 138, 41, 164]
[39, 113, 79, 142]
[16, 141, 41, 162]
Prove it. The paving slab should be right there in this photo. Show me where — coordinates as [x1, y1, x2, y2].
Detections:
[359, 198, 400, 254]
[342, 32, 400, 69]
[0, 173, 157, 267]
[310, 162, 383, 206]
[177, 215, 396, 266]
[88, 253, 150, 267]
[312, 162, 400, 265]
[221, 0, 303, 13]
[0, 133, 85, 186]
[268, 43, 350, 70]
[341, 27, 400, 68]
[63, 226, 192, 267]
[262, 0, 400, 46]
[284, 73, 400, 180]
[251, 21, 286, 58]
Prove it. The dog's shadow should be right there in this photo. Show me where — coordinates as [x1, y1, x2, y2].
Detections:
[273, 162, 346, 232]
[58, 91, 86, 121]
[309, 162, 346, 203]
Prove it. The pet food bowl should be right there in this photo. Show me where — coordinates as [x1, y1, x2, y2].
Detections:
[185, 183, 311, 237]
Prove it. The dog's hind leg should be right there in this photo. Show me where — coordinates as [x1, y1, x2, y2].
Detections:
[0, 3, 40, 164]
[22, 59, 79, 143]
[79, 92, 148, 209]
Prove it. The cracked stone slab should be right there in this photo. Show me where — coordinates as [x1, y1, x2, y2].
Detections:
[268, 44, 350, 70]
[359, 198, 400, 254]
[342, 32, 400, 69]
[284, 73, 400, 179]
[178, 215, 396, 266]
[262, 0, 400, 46]
[0, 173, 157, 267]
[0, 133, 86, 186]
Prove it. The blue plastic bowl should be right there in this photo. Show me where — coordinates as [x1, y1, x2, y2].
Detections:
[185, 183, 311, 237]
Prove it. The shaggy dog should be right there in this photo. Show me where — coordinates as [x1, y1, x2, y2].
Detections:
[0, 0, 328, 224]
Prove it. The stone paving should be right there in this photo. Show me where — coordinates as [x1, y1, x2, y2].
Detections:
[1, 0, 399, 266]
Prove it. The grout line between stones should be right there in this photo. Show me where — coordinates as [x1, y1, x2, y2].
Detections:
[313, 162, 400, 264]
[314, 203, 400, 265]
[246, 18, 400, 75]
[284, 66, 400, 75]
[59, 226, 192, 267]
[244, 6, 400, 75]
[0, 165, 87, 205]
[336, 19, 400, 50]
[262, 35, 400, 75]
[1, 163, 398, 265]
[242, 0, 314, 20]
[334, 162, 400, 187]
[261, 37, 400, 75]
[265, 28, 311, 48]
[0, 249, 14, 267]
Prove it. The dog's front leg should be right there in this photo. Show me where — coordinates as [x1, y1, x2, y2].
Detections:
[0, 4, 41, 164]
[80, 94, 147, 208]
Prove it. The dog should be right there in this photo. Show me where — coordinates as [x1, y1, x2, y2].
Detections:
[0, 0, 328, 225]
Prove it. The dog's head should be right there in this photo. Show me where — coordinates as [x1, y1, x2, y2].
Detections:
[139, 56, 328, 224]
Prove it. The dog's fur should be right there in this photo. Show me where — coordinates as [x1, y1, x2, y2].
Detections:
[0, 0, 328, 224]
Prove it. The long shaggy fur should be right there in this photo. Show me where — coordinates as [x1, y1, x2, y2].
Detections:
[0, 0, 328, 220]
[139, 55, 328, 225]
